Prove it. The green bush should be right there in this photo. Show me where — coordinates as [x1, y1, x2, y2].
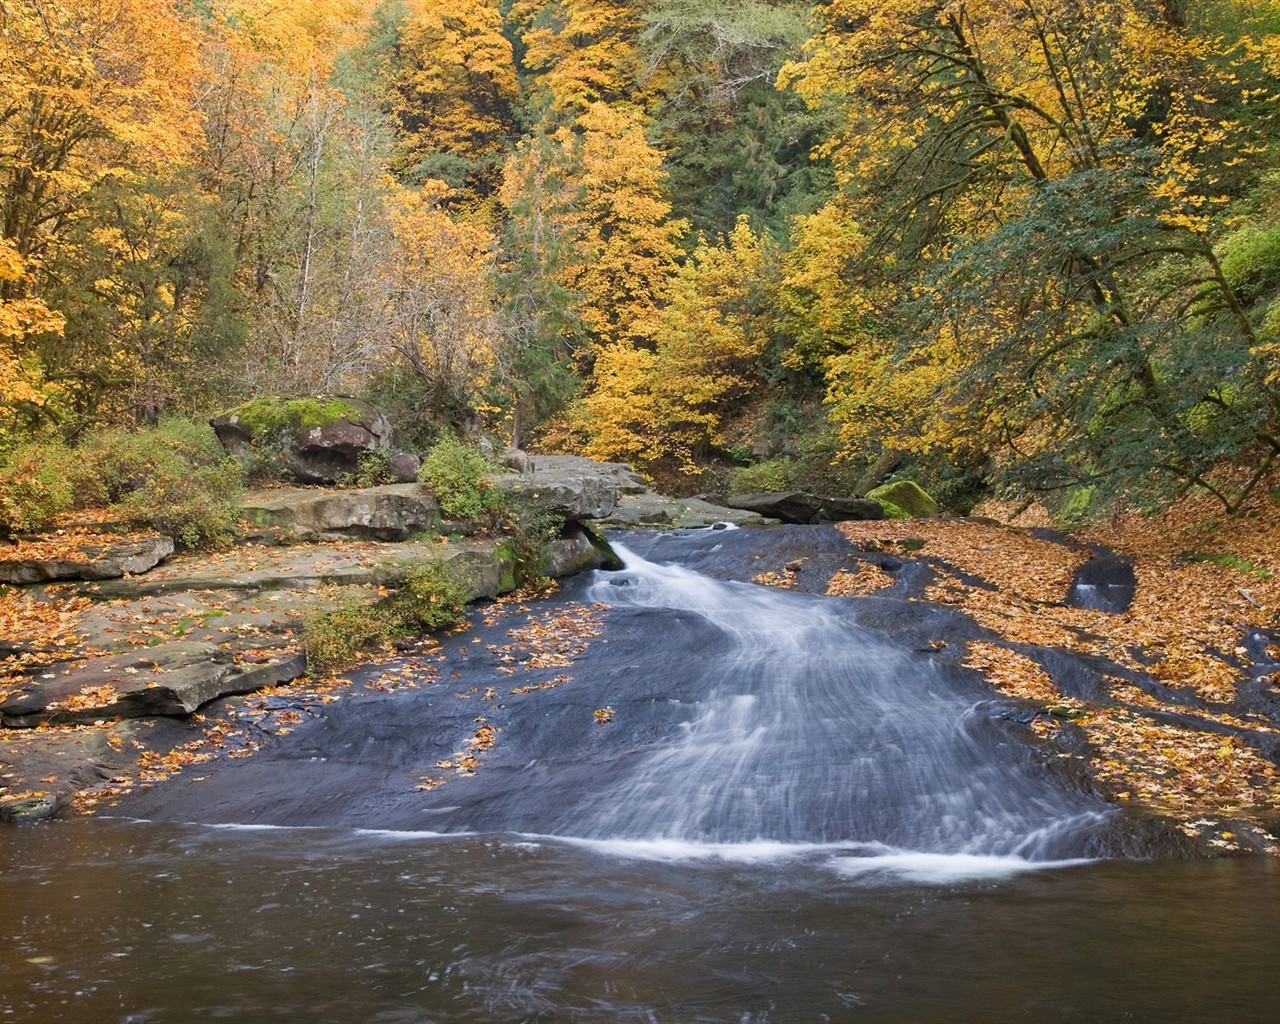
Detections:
[0, 438, 75, 535]
[1220, 226, 1280, 304]
[303, 561, 471, 673]
[342, 450, 394, 489]
[303, 591, 392, 674]
[418, 434, 506, 522]
[74, 419, 244, 548]
[729, 457, 796, 494]
[391, 558, 470, 631]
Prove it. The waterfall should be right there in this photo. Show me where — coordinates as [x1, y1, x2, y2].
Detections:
[528, 541, 1111, 859]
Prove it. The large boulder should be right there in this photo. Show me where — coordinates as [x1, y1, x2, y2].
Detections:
[725, 491, 884, 525]
[866, 481, 939, 518]
[0, 535, 174, 585]
[211, 396, 392, 484]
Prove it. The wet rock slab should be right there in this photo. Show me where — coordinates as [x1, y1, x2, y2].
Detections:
[1067, 554, 1137, 613]
[1, 641, 307, 726]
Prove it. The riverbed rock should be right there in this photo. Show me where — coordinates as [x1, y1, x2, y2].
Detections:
[725, 492, 884, 525]
[0, 641, 308, 726]
[211, 396, 392, 484]
[0, 535, 175, 584]
[241, 484, 439, 541]
[1067, 554, 1137, 613]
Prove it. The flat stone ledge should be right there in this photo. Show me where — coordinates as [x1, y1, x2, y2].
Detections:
[0, 535, 175, 585]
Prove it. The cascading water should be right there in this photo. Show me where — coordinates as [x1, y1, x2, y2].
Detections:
[521, 539, 1111, 862]
[9, 528, 1275, 1024]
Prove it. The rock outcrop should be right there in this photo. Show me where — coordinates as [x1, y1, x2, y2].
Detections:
[211, 396, 392, 484]
[0, 535, 175, 584]
[241, 484, 439, 541]
[491, 455, 622, 520]
[725, 491, 884, 525]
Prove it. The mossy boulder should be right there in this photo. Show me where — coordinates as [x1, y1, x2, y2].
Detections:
[211, 396, 392, 484]
[867, 481, 938, 518]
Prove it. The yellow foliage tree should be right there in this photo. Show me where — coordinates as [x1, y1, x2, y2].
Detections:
[393, 0, 520, 204]
[0, 0, 202, 429]
[580, 219, 774, 472]
[379, 181, 503, 428]
[509, 0, 648, 111]
[569, 101, 685, 351]
[781, 0, 1275, 474]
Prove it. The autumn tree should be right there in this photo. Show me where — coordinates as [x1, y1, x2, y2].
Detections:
[192, 1, 396, 395]
[0, 0, 202, 427]
[783, 0, 1280, 505]
[391, 0, 520, 205]
[374, 181, 503, 437]
[509, 0, 649, 111]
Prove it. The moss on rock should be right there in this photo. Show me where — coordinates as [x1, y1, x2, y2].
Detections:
[867, 481, 939, 518]
[229, 396, 372, 436]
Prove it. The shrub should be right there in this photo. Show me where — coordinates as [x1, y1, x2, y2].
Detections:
[74, 419, 244, 548]
[0, 438, 75, 535]
[729, 456, 796, 495]
[334, 449, 397, 489]
[303, 591, 392, 674]
[391, 558, 470, 631]
[418, 434, 506, 522]
[303, 560, 472, 674]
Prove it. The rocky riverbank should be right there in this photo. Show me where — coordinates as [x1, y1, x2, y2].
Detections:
[0, 456, 774, 820]
[5, 455, 1280, 858]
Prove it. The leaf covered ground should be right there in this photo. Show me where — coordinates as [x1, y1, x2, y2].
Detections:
[828, 485, 1280, 854]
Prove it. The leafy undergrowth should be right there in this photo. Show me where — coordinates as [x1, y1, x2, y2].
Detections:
[834, 484, 1280, 855]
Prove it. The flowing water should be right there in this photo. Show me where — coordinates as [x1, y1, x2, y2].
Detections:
[3, 528, 1278, 1022]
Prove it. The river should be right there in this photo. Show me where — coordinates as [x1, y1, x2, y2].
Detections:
[2, 527, 1278, 1022]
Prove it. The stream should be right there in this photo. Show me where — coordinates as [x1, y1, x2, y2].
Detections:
[3, 528, 1279, 1022]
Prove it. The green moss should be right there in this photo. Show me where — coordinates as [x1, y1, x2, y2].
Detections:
[230, 396, 369, 436]
[1179, 551, 1273, 579]
[1056, 484, 1098, 526]
[496, 542, 519, 593]
[876, 500, 911, 520]
[1219, 225, 1280, 305]
[867, 481, 938, 518]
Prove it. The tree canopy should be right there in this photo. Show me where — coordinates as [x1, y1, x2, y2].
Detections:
[4, 0, 1280, 511]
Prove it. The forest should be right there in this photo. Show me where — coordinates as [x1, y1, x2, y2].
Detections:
[4, 0, 1280, 520]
